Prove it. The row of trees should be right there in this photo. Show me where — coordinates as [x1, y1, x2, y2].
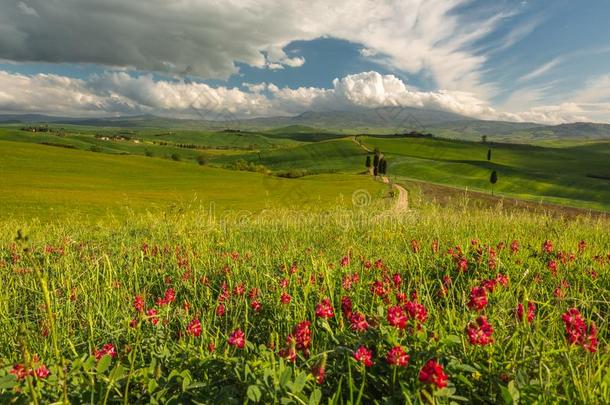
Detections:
[365, 148, 387, 176]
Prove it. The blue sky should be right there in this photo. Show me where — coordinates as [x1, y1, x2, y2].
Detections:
[0, 0, 608, 123]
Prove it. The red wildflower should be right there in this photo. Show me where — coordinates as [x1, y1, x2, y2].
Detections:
[187, 318, 202, 337]
[280, 293, 292, 304]
[341, 296, 353, 317]
[548, 260, 558, 276]
[133, 295, 145, 312]
[349, 312, 369, 332]
[386, 346, 409, 367]
[354, 346, 374, 367]
[510, 240, 519, 254]
[146, 308, 158, 325]
[457, 257, 468, 272]
[94, 343, 116, 361]
[340, 255, 350, 267]
[371, 280, 386, 297]
[562, 308, 598, 352]
[315, 298, 335, 319]
[419, 359, 448, 389]
[405, 301, 428, 323]
[468, 286, 488, 311]
[9, 364, 28, 380]
[248, 288, 260, 300]
[578, 240, 586, 253]
[542, 240, 553, 254]
[312, 358, 326, 384]
[233, 283, 246, 296]
[481, 279, 497, 292]
[156, 288, 176, 306]
[216, 304, 226, 317]
[374, 259, 384, 269]
[250, 300, 262, 312]
[387, 305, 408, 329]
[228, 329, 246, 349]
[279, 336, 298, 362]
[466, 316, 494, 345]
[516, 302, 536, 323]
[342, 275, 353, 290]
[392, 273, 402, 287]
[293, 321, 312, 351]
[411, 239, 420, 253]
[496, 273, 509, 287]
[35, 365, 50, 379]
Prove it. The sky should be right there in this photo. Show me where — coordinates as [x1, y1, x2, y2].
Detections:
[0, 0, 609, 124]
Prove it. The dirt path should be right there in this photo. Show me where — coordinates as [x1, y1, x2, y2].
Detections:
[351, 136, 408, 210]
[382, 176, 408, 211]
[352, 136, 372, 152]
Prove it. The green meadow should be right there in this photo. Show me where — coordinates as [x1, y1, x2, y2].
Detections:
[0, 140, 384, 221]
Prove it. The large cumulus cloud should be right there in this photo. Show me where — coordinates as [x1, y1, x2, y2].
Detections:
[2, 69, 604, 123]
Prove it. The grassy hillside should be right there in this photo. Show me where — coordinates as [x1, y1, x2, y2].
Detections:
[360, 136, 610, 211]
[212, 138, 367, 175]
[0, 140, 384, 220]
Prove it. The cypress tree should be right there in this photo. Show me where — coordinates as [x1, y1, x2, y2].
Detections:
[490, 171, 498, 196]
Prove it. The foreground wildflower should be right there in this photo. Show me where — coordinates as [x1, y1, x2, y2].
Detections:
[35, 365, 50, 379]
[419, 360, 449, 389]
[405, 300, 428, 324]
[293, 321, 312, 351]
[186, 318, 202, 337]
[133, 295, 145, 312]
[468, 287, 488, 311]
[354, 346, 374, 367]
[146, 308, 159, 325]
[9, 364, 28, 380]
[561, 308, 598, 352]
[387, 305, 408, 329]
[94, 343, 117, 360]
[315, 298, 335, 319]
[386, 346, 409, 367]
[466, 316, 494, 346]
[349, 311, 369, 332]
[156, 288, 176, 306]
[312, 355, 327, 384]
[228, 329, 246, 349]
[516, 302, 536, 323]
[280, 292, 291, 304]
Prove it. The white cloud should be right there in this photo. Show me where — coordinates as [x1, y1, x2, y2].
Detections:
[517, 58, 562, 83]
[17, 2, 38, 17]
[4, 69, 606, 124]
[0, 0, 521, 96]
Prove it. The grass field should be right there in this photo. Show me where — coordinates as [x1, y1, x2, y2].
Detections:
[1, 202, 609, 403]
[0, 140, 385, 221]
[2, 122, 610, 214]
[2, 119, 610, 403]
[357, 136, 610, 211]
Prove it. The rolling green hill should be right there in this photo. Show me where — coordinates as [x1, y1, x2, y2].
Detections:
[0, 140, 384, 220]
[212, 138, 367, 175]
[359, 136, 610, 211]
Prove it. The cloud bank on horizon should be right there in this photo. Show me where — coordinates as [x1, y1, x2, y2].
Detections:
[0, 0, 609, 124]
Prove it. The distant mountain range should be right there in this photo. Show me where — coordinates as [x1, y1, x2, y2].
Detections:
[1, 107, 609, 142]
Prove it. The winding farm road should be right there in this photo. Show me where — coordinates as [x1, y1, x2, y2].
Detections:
[382, 176, 409, 211]
[352, 135, 409, 210]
